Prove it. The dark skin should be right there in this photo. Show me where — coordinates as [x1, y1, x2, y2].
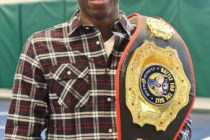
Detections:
[77, 0, 119, 41]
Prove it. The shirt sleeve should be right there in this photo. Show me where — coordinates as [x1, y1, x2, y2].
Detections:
[5, 38, 49, 139]
[177, 117, 192, 140]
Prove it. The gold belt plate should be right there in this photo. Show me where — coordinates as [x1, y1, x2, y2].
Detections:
[147, 17, 175, 40]
[125, 40, 190, 131]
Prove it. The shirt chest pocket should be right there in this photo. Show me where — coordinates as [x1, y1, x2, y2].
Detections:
[49, 63, 90, 109]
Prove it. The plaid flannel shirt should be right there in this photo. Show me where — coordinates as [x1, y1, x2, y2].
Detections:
[5, 10, 192, 140]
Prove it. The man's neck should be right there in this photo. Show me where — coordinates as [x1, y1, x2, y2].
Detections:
[79, 12, 119, 41]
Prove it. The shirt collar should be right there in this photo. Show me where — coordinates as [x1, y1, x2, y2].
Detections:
[67, 10, 82, 35]
[110, 11, 133, 37]
[67, 10, 133, 37]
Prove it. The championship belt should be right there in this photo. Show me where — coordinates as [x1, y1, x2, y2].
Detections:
[116, 13, 196, 140]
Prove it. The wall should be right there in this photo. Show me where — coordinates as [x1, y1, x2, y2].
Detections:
[0, 0, 209, 97]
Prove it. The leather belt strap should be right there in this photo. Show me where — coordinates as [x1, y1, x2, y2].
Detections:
[116, 13, 196, 140]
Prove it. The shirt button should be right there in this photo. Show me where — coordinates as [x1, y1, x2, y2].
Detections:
[107, 97, 112, 102]
[108, 128, 113, 133]
[96, 41, 100, 45]
[67, 71, 71, 75]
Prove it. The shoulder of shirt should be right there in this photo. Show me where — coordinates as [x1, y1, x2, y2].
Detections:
[29, 20, 70, 41]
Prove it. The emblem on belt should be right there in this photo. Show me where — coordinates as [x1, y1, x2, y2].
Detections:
[125, 40, 190, 131]
[140, 64, 176, 105]
[147, 17, 175, 40]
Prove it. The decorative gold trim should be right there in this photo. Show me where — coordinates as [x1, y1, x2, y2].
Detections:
[126, 40, 190, 131]
[147, 17, 175, 40]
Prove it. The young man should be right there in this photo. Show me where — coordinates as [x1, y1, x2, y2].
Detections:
[5, 0, 192, 139]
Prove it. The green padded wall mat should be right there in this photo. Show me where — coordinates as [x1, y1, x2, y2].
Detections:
[0, 0, 210, 97]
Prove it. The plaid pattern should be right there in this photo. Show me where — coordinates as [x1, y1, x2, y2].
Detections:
[178, 117, 192, 140]
[5, 10, 192, 140]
